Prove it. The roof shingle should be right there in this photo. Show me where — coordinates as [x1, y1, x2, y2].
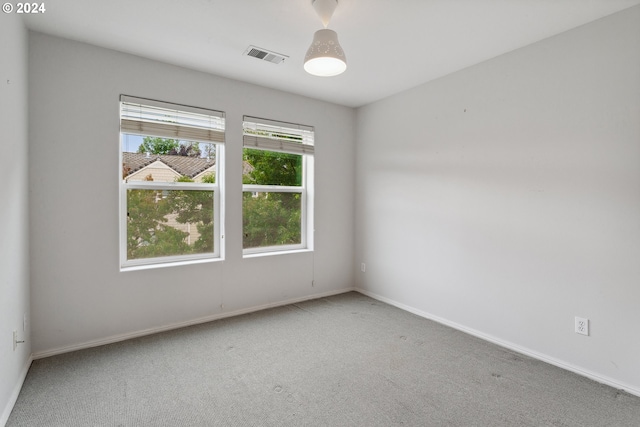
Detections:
[123, 152, 215, 179]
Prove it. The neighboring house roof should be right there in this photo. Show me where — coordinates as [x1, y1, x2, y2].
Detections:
[123, 152, 215, 179]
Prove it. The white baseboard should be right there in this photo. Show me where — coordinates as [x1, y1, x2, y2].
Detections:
[33, 287, 356, 360]
[1, 355, 33, 427]
[355, 288, 640, 398]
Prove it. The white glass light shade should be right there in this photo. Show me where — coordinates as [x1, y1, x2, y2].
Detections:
[304, 29, 347, 77]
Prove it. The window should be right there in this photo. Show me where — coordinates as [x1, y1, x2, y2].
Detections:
[120, 96, 225, 268]
[242, 116, 314, 255]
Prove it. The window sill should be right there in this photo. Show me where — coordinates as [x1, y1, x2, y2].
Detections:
[120, 256, 223, 272]
[243, 248, 313, 259]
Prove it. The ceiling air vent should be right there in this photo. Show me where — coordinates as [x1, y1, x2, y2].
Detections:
[244, 46, 288, 64]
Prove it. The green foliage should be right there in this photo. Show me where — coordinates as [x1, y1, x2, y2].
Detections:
[243, 192, 301, 249]
[167, 177, 214, 236]
[242, 148, 303, 249]
[126, 184, 214, 260]
[170, 142, 201, 157]
[203, 144, 216, 161]
[137, 137, 202, 158]
[127, 139, 307, 257]
[200, 173, 215, 184]
[243, 149, 301, 186]
[137, 137, 179, 155]
[126, 189, 192, 260]
[127, 138, 217, 261]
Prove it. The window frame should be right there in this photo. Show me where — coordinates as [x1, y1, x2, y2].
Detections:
[119, 96, 225, 270]
[242, 116, 314, 256]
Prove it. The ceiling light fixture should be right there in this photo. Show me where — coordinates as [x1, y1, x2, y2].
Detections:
[304, 0, 347, 77]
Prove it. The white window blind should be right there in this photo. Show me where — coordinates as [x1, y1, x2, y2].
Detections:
[120, 95, 225, 144]
[243, 116, 314, 156]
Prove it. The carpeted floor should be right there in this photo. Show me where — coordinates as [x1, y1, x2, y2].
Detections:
[7, 292, 640, 426]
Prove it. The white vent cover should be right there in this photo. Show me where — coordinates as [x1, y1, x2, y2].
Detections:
[244, 46, 288, 64]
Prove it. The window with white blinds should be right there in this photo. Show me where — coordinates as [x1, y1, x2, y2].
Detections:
[120, 95, 225, 144]
[119, 96, 225, 269]
[242, 116, 314, 255]
[242, 116, 314, 155]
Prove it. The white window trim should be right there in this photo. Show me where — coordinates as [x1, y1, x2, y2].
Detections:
[119, 169, 223, 269]
[242, 146, 315, 258]
[242, 185, 307, 255]
[119, 96, 225, 270]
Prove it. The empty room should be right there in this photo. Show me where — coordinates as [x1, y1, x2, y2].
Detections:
[1, 0, 639, 425]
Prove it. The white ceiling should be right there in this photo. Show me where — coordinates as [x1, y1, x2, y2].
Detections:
[23, 0, 640, 107]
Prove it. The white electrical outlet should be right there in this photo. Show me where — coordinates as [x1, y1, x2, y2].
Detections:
[361, 263, 366, 273]
[575, 317, 589, 336]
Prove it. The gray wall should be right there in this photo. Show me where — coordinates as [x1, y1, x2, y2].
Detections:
[355, 6, 640, 393]
[0, 14, 31, 426]
[28, 33, 356, 355]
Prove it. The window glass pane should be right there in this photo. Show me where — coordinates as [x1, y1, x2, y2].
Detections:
[122, 134, 216, 184]
[127, 189, 214, 260]
[243, 191, 301, 249]
[242, 148, 302, 186]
